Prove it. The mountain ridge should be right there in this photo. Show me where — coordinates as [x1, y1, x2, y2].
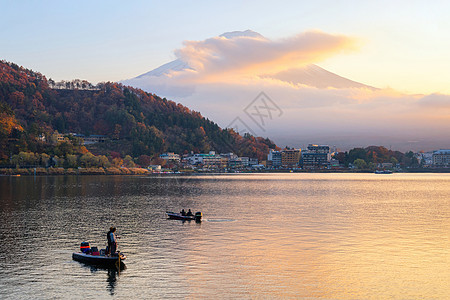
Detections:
[0, 60, 277, 163]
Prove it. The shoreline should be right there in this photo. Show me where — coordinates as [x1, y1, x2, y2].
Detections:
[0, 167, 449, 176]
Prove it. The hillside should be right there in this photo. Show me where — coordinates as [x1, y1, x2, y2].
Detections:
[0, 60, 277, 164]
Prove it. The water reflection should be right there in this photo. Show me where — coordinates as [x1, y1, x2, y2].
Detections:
[106, 268, 123, 296]
[0, 174, 448, 299]
[76, 262, 126, 296]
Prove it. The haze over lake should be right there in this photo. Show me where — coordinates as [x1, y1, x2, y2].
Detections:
[0, 174, 448, 298]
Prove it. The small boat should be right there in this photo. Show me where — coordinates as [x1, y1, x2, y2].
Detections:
[72, 242, 126, 268]
[374, 170, 393, 174]
[166, 211, 202, 222]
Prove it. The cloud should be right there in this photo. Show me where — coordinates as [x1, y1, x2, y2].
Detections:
[173, 30, 357, 82]
[418, 93, 450, 109]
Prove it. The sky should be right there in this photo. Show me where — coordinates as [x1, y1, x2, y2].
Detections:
[2, 0, 450, 95]
[1, 0, 450, 151]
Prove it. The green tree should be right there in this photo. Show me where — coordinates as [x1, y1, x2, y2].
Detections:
[40, 153, 50, 167]
[390, 157, 398, 166]
[66, 154, 78, 168]
[349, 148, 367, 164]
[353, 158, 367, 169]
[80, 153, 97, 168]
[123, 155, 135, 168]
[98, 155, 111, 168]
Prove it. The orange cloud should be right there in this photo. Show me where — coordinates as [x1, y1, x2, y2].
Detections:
[174, 30, 358, 83]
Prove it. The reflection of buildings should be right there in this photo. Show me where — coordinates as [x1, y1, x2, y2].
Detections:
[432, 149, 450, 167]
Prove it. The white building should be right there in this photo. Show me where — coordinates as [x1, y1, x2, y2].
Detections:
[159, 152, 181, 162]
[184, 151, 218, 166]
[267, 149, 282, 168]
[432, 150, 450, 167]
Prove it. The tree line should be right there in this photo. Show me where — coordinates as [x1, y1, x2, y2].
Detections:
[0, 60, 276, 165]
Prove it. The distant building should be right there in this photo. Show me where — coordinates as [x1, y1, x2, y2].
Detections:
[159, 152, 181, 162]
[377, 162, 393, 169]
[203, 154, 228, 169]
[56, 133, 65, 142]
[148, 165, 162, 171]
[248, 158, 259, 167]
[432, 149, 450, 167]
[418, 152, 433, 167]
[302, 144, 331, 169]
[83, 134, 106, 145]
[184, 151, 216, 165]
[329, 158, 341, 169]
[221, 152, 238, 161]
[281, 149, 301, 168]
[267, 149, 282, 168]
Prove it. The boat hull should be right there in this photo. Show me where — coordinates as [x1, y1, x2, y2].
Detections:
[167, 212, 195, 220]
[72, 252, 126, 267]
[166, 211, 202, 222]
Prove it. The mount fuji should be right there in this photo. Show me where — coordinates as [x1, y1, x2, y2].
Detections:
[122, 30, 374, 91]
[121, 30, 449, 151]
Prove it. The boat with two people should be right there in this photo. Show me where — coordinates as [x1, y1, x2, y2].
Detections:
[166, 210, 202, 222]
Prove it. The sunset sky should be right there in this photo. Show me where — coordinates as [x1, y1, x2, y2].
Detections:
[2, 1, 450, 150]
[2, 0, 450, 95]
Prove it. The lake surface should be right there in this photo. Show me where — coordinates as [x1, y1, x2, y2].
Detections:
[0, 173, 448, 299]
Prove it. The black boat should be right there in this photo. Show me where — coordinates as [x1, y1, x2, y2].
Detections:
[72, 252, 126, 267]
[73, 242, 126, 268]
[374, 170, 393, 174]
[166, 211, 202, 222]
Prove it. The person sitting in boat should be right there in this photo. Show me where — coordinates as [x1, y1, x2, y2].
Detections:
[186, 209, 193, 216]
[180, 209, 186, 216]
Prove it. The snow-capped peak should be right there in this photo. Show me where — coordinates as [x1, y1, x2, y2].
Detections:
[219, 30, 265, 39]
[135, 59, 192, 78]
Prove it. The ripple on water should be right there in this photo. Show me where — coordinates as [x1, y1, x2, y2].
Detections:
[0, 174, 449, 299]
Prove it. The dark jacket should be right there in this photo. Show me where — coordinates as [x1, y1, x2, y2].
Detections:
[107, 230, 112, 244]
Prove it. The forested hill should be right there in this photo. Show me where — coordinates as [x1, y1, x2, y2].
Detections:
[0, 60, 277, 163]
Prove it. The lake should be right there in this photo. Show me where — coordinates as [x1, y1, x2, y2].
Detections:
[0, 173, 449, 299]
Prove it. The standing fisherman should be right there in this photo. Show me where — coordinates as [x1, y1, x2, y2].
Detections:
[106, 227, 117, 256]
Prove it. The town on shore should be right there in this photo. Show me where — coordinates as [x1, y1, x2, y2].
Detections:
[1, 141, 448, 176]
[154, 144, 449, 173]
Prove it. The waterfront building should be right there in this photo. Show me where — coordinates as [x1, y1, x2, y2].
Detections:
[184, 153, 213, 165]
[248, 158, 259, 167]
[221, 152, 238, 161]
[281, 149, 301, 168]
[267, 149, 282, 168]
[432, 149, 450, 167]
[302, 144, 331, 169]
[148, 165, 162, 171]
[203, 155, 228, 169]
[377, 162, 393, 169]
[159, 152, 181, 162]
